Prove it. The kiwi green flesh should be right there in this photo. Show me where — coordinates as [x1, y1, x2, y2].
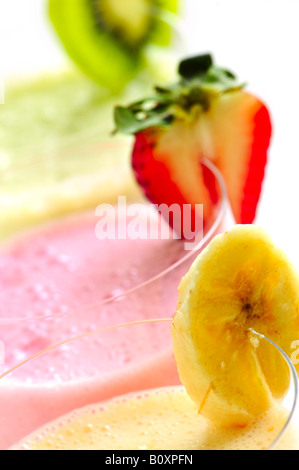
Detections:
[49, 0, 180, 91]
[49, 0, 138, 92]
[92, 0, 154, 50]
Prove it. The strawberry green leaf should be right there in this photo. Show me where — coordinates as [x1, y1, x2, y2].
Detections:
[199, 66, 246, 94]
[114, 106, 171, 134]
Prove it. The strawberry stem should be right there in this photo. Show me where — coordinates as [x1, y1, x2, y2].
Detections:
[178, 54, 213, 80]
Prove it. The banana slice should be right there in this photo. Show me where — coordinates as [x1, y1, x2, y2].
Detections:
[171, 225, 299, 427]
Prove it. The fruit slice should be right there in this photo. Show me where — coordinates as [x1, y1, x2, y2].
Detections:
[115, 54, 272, 229]
[171, 225, 299, 427]
[48, 0, 180, 92]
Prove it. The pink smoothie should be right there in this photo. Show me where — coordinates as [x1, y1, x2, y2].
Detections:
[0, 205, 193, 449]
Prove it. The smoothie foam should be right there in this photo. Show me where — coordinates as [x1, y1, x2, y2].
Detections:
[11, 386, 299, 450]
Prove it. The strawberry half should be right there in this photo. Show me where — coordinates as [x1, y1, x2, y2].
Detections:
[114, 54, 272, 236]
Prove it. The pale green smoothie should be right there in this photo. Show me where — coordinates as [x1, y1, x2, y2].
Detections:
[0, 71, 143, 241]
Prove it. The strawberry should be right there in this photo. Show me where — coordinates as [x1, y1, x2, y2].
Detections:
[114, 54, 272, 237]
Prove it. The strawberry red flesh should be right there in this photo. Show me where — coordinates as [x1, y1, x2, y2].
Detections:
[132, 129, 214, 239]
[241, 104, 272, 223]
[206, 91, 272, 224]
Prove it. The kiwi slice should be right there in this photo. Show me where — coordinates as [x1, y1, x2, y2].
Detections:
[48, 0, 180, 92]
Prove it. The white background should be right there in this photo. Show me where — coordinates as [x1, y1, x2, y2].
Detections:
[1, 0, 299, 267]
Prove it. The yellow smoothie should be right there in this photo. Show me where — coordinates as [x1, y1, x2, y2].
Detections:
[11, 387, 299, 451]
